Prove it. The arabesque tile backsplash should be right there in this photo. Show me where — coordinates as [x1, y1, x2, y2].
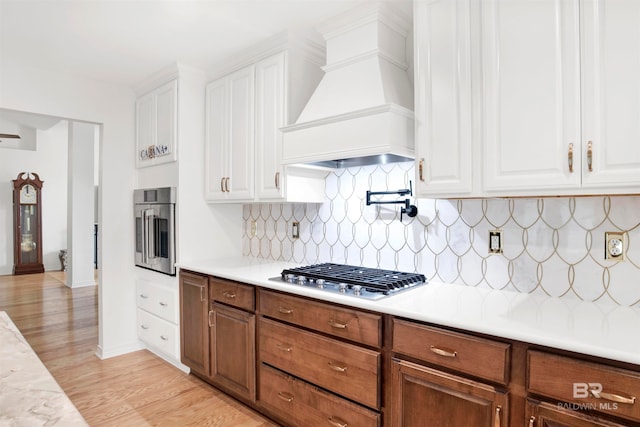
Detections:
[243, 161, 640, 307]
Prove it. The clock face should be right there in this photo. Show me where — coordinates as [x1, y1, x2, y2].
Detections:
[20, 184, 37, 204]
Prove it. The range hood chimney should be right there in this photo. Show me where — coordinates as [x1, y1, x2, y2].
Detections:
[281, 1, 414, 168]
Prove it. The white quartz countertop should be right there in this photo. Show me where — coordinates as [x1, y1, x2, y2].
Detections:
[178, 257, 640, 366]
[0, 311, 88, 426]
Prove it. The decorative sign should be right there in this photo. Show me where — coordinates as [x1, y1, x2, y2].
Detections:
[139, 144, 171, 161]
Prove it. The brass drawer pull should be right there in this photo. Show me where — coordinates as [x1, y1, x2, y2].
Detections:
[328, 319, 348, 329]
[139, 294, 148, 299]
[160, 335, 168, 341]
[277, 391, 294, 403]
[494, 406, 501, 427]
[276, 343, 292, 352]
[328, 362, 347, 373]
[220, 177, 225, 192]
[140, 324, 149, 330]
[278, 307, 293, 315]
[159, 301, 168, 307]
[222, 291, 236, 299]
[275, 172, 280, 190]
[568, 143, 574, 173]
[208, 310, 214, 327]
[430, 345, 458, 358]
[419, 158, 425, 182]
[328, 416, 348, 427]
[590, 389, 636, 405]
[587, 141, 593, 172]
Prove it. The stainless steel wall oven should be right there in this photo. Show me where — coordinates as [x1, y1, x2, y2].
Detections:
[134, 187, 176, 275]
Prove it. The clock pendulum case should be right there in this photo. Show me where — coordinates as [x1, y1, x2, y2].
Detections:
[12, 172, 45, 275]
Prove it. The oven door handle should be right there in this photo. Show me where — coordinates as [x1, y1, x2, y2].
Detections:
[143, 208, 156, 262]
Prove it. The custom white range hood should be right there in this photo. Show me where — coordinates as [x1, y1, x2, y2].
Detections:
[281, 1, 414, 168]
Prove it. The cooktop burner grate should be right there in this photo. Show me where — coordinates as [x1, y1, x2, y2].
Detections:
[279, 263, 426, 294]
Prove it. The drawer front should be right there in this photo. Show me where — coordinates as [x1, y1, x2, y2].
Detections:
[259, 364, 380, 427]
[392, 318, 510, 385]
[137, 309, 179, 358]
[210, 277, 254, 311]
[259, 317, 380, 409]
[528, 351, 640, 423]
[259, 289, 382, 347]
[136, 280, 178, 323]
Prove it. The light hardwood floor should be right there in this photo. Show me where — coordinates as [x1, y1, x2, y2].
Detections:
[0, 271, 279, 427]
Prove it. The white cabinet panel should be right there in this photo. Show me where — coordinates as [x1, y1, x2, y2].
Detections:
[135, 79, 178, 168]
[414, 0, 474, 197]
[581, 0, 640, 189]
[256, 53, 286, 200]
[481, 0, 581, 193]
[204, 66, 255, 202]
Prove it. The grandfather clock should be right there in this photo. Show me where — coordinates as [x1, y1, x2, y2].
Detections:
[12, 172, 45, 275]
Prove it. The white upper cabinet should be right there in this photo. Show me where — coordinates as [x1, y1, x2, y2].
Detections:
[414, 0, 475, 197]
[481, 0, 582, 194]
[135, 79, 178, 168]
[415, 0, 640, 197]
[580, 0, 640, 191]
[255, 53, 286, 200]
[205, 66, 255, 202]
[205, 37, 327, 204]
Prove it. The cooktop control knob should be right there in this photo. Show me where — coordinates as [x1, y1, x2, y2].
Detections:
[352, 285, 362, 296]
[297, 276, 307, 285]
[338, 283, 347, 293]
[316, 278, 325, 288]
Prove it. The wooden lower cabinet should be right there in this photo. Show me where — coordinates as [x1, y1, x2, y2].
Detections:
[259, 364, 380, 427]
[526, 399, 629, 427]
[179, 271, 210, 377]
[390, 358, 508, 427]
[210, 302, 256, 401]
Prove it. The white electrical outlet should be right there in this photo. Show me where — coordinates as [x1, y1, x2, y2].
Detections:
[489, 230, 503, 254]
[292, 221, 300, 239]
[605, 232, 625, 261]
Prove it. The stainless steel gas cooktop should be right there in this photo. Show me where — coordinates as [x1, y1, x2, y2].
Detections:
[270, 263, 427, 300]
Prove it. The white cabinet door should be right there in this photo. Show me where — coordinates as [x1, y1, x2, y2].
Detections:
[227, 66, 255, 201]
[581, 0, 640, 190]
[205, 79, 228, 200]
[204, 67, 255, 202]
[255, 53, 286, 200]
[135, 79, 178, 168]
[414, 0, 474, 197]
[481, 0, 581, 194]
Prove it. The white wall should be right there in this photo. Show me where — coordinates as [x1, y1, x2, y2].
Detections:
[67, 121, 97, 288]
[0, 121, 69, 274]
[0, 61, 139, 358]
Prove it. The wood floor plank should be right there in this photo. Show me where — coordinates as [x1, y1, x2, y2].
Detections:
[0, 271, 280, 426]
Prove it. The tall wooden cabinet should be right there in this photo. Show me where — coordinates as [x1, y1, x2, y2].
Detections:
[415, 0, 640, 197]
[179, 271, 209, 377]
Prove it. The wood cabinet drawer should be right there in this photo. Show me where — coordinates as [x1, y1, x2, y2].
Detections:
[136, 279, 178, 323]
[258, 289, 382, 347]
[209, 277, 254, 311]
[528, 351, 640, 423]
[259, 317, 380, 409]
[137, 308, 179, 358]
[392, 318, 510, 385]
[259, 364, 380, 427]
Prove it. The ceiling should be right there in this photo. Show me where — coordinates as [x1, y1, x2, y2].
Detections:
[0, 0, 403, 88]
